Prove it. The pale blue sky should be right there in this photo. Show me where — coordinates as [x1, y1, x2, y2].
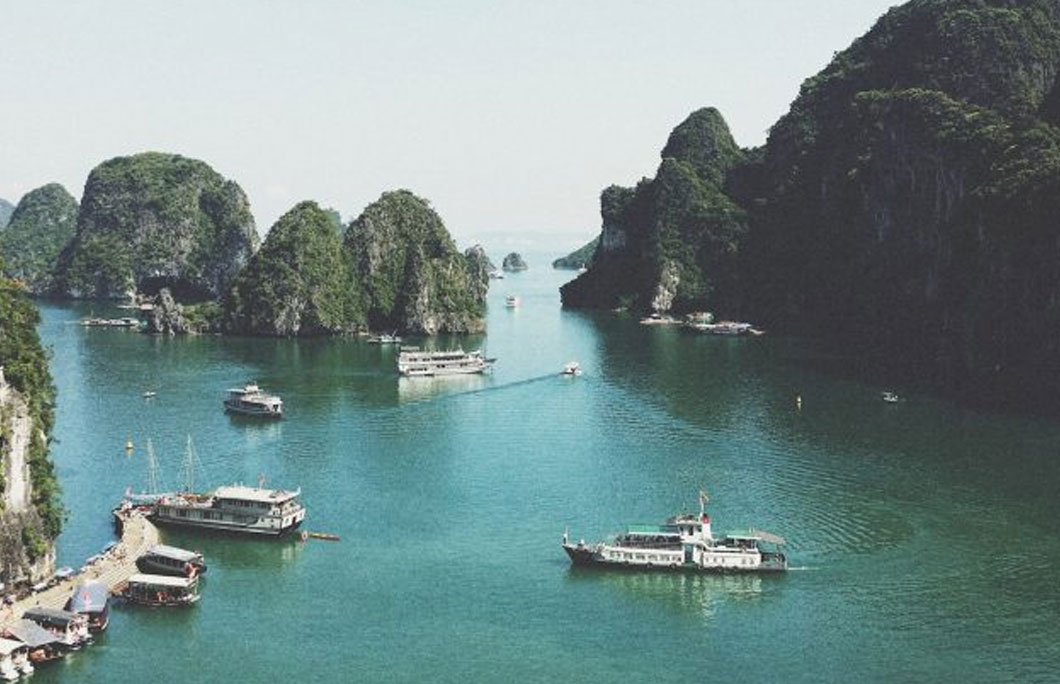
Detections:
[1, 1, 896, 250]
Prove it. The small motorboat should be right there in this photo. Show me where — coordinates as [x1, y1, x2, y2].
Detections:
[561, 361, 582, 376]
[142, 391, 157, 399]
[881, 391, 900, 403]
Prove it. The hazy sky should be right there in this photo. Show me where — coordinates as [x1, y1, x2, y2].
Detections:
[1, 1, 897, 251]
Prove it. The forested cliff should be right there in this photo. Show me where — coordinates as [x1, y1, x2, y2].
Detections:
[0, 276, 62, 584]
[563, 0, 1060, 408]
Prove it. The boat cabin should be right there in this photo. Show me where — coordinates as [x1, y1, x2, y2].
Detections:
[122, 573, 200, 606]
[64, 581, 110, 632]
[224, 383, 283, 417]
[21, 608, 90, 648]
[136, 544, 207, 577]
[3, 619, 64, 664]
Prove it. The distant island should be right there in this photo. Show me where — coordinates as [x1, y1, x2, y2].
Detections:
[552, 237, 598, 270]
[562, 0, 1060, 411]
[502, 252, 528, 271]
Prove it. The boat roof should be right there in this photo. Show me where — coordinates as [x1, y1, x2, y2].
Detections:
[65, 582, 109, 613]
[4, 621, 57, 648]
[128, 573, 196, 588]
[724, 529, 787, 544]
[22, 607, 81, 626]
[146, 544, 201, 562]
[0, 638, 24, 655]
[625, 524, 680, 535]
[214, 485, 299, 503]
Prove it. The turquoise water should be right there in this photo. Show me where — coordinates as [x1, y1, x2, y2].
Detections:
[30, 257, 1060, 682]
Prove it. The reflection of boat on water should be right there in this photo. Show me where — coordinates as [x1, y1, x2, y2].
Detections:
[565, 564, 764, 619]
[397, 373, 489, 403]
[563, 491, 787, 573]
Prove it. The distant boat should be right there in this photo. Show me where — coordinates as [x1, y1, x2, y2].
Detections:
[142, 391, 157, 399]
[367, 332, 402, 345]
[224, 383, 283, 418]
[686, 320, 756, 335]
[640, 312, 676, 325]
[881, 391, 900, 403]
[561, 361, 582, 376]
[489, 270, 504, 279]
[505, 295, 519, 308]
[397, 348, 495, 377]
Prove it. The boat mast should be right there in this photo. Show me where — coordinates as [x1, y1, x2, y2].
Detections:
[179, 435, 203, 493]
[146, 438, 160, 495]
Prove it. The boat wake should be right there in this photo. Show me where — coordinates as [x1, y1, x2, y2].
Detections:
[399, 373, 565, 405]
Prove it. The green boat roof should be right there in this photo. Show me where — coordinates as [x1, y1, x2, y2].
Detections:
[625, 524, 680, 534]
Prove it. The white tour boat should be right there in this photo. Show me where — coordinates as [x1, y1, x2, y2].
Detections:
[396, 348, 495, 377]
[149, 483, 306, 536]
[561, 361, 583, 376]
[563, 492, 787, 573]
[223, 383, 283, 418]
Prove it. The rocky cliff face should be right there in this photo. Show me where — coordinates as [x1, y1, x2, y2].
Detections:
[146, 288, 193, 335]
[224, 201, 354, 337]
[345, 191, 486, 335]
[1, 183, 78, 294]
[0, 282, 61, 585]
[561, 108, 748, 313]
[53, 152, 259, 301]
[463, 245, 493, 302]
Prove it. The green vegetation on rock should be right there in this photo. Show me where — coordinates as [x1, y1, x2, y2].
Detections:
[552, 237, 599, 270]
[53, 152, 259, 301]
[562, 108, 748, 314]
[345, 190, 486, 334]
[224, 201, 355, 336]
[223, 192, 486, 336]
[563, 0, 1060, 410]
[0, 184, 78, 293]
[0, 275, 62, 554]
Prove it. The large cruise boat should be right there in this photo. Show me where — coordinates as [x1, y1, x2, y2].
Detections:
[223, 383, 283, 418]
[562, 493, 787, 573]
[149, 484, 306, 536]
[396, 348, 495, 377]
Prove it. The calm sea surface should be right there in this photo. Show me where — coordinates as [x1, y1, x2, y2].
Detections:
[30, 255, 1060, 683]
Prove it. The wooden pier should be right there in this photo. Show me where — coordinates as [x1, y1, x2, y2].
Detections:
[0, 509, 159, 625]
